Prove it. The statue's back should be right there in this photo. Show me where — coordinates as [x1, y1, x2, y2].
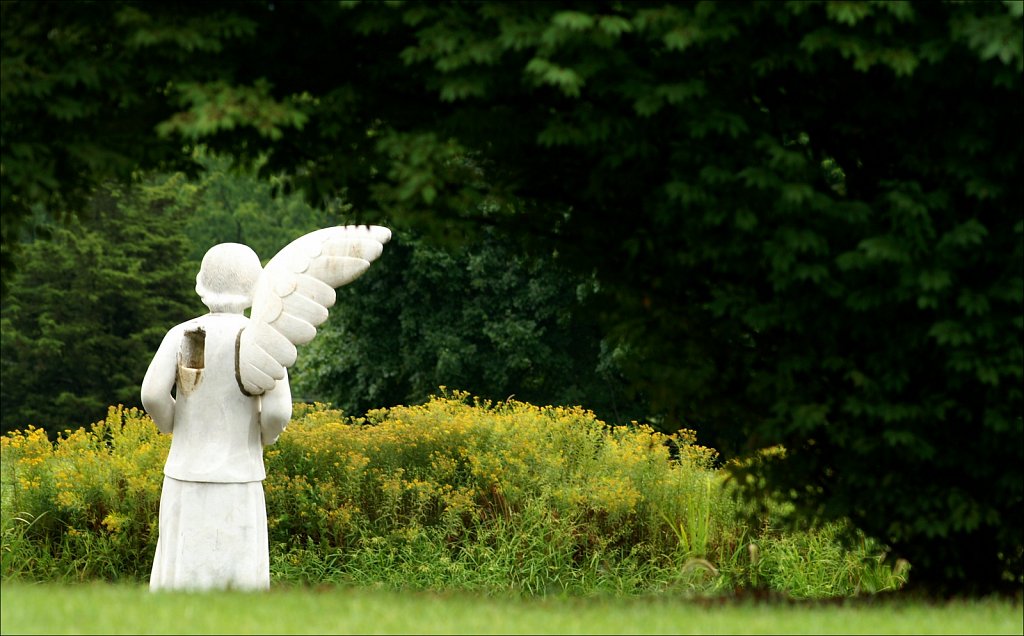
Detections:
[162, 313, 266, 483]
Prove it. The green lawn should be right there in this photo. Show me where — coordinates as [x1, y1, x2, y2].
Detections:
[1, 582, 1021, 635]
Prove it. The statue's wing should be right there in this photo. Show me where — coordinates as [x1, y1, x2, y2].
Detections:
[236, 225, 392, 395]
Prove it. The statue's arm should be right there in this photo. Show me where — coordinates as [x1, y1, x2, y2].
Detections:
[141, 328, 180, 434]
[259, 368, 292, 447]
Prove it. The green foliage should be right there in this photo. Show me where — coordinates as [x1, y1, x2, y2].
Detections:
[0, 2, 204, 287]
[1, 397, 905, 598]
[750, 524, 911, 600]
[179, 151, 346, 264]
[1, 148, 638, 448]
[156, 81, 309, 142]
[2, 0, 1021, 594]
[335, 0, 1024, 595]
[0, 178, 198, 435]
[292, 230, 645, 427]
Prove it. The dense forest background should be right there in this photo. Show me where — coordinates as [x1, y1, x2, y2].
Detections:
[1, 1, 1021, 595]
[1, 152, 647, 442]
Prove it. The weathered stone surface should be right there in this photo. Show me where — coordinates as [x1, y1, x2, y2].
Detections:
[142, 227, 390, 591]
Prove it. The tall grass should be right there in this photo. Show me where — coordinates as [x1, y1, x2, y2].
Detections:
[1, 393, 907, 597]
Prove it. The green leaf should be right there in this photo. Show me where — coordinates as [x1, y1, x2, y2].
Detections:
[663, 25, 701, 52]
[880, 1, 915, 22]
[656, 80, 708, 104]
[976, 366, 1000, 386]
[551, 11, 595, 31]
[792, 403, 829, 430]
[737, 166, 780, 189]
[665, 181, 710, 206]
[956, 290, 991, 317]
[826, 1, 874, 26]
[857, 236, 910, 263]
[525, 57, 585, 97]
[882, 429, 917, 447]
[734, 208, 757, 231]
[928, 320, 975, 346]
[780, 183, 814, 206]
[917, 269, 951, 292]
[439, 78, 488, 102]
[937, 219, 988, 249]
[598, 15, 633, 37]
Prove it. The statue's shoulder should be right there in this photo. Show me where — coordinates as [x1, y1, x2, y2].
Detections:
[172, 314, 249, 352]
[159, 314, 247, 351]
[183, 313, 249, 330]
[160, 320, 191, 343]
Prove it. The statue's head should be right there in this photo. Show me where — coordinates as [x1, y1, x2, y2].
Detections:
[195, 243, 262, 313]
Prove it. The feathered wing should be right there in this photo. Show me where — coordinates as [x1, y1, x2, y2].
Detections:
[236, 225, 392, 395]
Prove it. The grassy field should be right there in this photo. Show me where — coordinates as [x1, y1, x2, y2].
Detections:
[1, 582, 1021, 635]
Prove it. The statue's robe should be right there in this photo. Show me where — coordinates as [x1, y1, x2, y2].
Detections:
[142, 311, 291, 591]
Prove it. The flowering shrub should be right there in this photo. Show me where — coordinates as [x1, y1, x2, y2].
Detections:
[265, 393, 726, 566]
[1, 406, 167, 580]
[1, 393, 904, 596]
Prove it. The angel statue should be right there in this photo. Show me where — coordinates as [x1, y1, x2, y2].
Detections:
[141, 225, 391, 591]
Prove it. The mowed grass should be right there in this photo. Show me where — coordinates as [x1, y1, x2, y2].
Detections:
[1, 582, 1021, 635]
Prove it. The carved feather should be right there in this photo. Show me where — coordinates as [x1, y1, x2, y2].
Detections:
[237, 225, 391, 395]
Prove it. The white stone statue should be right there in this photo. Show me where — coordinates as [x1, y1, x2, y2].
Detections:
[141, 225, 391, 591]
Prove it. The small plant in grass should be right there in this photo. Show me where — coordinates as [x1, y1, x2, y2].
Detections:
[746, 523, 910, 598]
